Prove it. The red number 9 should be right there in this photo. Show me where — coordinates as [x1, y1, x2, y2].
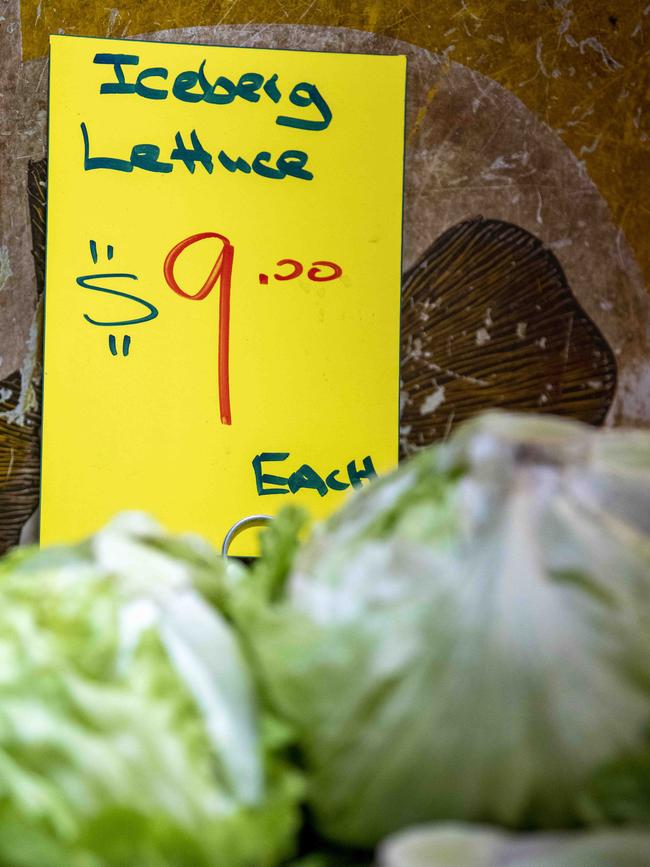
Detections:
[163, 232, 234, 426]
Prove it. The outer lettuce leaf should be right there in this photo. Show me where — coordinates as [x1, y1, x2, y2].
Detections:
[377, 824, 650, 867]
[0, 514, 302, 867]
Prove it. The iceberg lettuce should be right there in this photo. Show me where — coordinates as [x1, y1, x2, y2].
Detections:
[235, 413, 650, 846]
[0, 514, 301, 867]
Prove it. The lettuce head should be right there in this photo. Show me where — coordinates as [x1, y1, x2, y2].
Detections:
[233, 413, 650, 846]
[0, 513, 302, 867]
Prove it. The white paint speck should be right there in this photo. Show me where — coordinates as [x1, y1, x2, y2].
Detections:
[536, 37, 549, 77]
[516, 322, 528, 339]
[420, 386, 446, 416]
[442, 44, 456, 63]
[558, 2, 573, 37]
[580, 133, 602, 156]
[476, 327, 490, 346]
[107, 8, 120, 31]
[0, 246, 12, 293]
[578, 37, 622, 70]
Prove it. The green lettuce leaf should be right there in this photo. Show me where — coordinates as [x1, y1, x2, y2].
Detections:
[0, 513, 302, 866]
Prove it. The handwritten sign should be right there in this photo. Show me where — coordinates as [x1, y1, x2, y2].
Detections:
[41, 35, 406, 555]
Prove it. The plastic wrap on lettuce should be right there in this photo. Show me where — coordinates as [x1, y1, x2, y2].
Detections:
[233, 413, 650, 847]
[0, 513, 301, 867]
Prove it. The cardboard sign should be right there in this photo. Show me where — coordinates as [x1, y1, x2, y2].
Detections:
[41, 34, 406, 555]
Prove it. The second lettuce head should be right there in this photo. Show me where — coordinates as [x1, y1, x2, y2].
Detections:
[230, 412, 650, 847]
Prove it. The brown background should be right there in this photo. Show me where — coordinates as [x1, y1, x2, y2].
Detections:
[15, 0, 650, 286]
[0, 0, 648, 549]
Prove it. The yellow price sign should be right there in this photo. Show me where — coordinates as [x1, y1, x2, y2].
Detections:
[41, 34, 406, 555]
